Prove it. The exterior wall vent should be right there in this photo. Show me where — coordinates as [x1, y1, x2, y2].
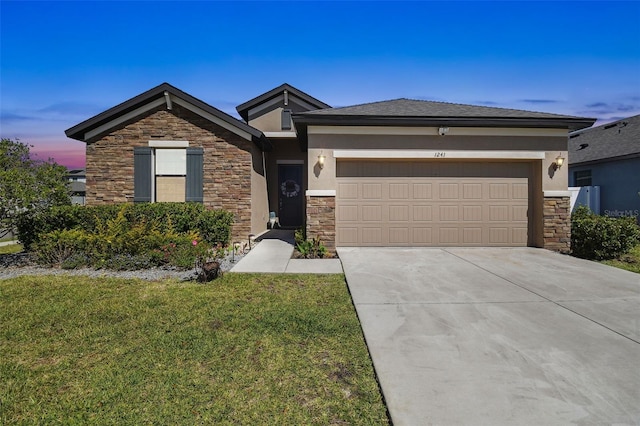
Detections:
[281, 109, 292, 130]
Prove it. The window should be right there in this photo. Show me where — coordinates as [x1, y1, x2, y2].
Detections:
[134, 146, 203, 203]
[155, 149, 186, 202]
[574, 170, 592, 187]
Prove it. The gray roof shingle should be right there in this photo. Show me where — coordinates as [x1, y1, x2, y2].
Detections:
[294, 98, 595, 132]
[568, 114, 640, 165]
[302, 98, 583, 119]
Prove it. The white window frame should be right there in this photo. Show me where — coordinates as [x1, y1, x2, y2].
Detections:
[148, 141, 189, 202]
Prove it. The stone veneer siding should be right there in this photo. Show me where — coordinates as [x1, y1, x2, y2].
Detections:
[85, 104, 255, 240]
[306, 195, 336, 253]
[543, 196, 571, 253]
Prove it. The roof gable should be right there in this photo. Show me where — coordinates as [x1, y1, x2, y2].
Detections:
[569, 114, 640, 165]
[236, 83, 331, 122]
[65, 83, 270, 150]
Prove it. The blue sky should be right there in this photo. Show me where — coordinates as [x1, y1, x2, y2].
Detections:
[1, 0, 639, 168]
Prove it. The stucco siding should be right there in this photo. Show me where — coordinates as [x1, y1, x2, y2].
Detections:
[307, 131, 568, 192]
[249, 108, 287, 133]
[250, 144, 269, 235]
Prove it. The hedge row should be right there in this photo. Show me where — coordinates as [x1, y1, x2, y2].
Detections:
[571, 206, 640, 260]
[15, 204, 233, 270]
[17, 203, 233, 250]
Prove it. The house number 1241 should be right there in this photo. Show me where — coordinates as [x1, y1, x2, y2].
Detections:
[434, 152, 446, 158]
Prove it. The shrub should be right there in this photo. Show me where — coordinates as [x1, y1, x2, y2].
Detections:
[17, 203, 233, 249]
[196, 209, 234, 245]
[28, 203, 228, 271]
[16, 205, 90, 250]
[60, 252, 92, 270]
[571, 206, 640, 260]
[296, 236, 327, 259]
[295, 226, 306, 246]
[33, 229, 90, 266]
[150, 236, 206, 269]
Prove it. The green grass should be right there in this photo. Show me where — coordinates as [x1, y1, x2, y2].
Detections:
[0, 274, 388, 424]
[0, 243, 22, 255]
[601, 244, 640, 274]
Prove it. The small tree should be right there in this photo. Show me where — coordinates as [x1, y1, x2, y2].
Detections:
[0, 138, 71, 239]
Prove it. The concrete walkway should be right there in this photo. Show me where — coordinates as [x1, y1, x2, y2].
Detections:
[339, 247, 640, 425]
[230, 230, 343, 274]
[0, 240, 19, 247]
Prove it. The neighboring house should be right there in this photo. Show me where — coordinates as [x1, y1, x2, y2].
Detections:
[65, 83, 595, 252]
[66, 168, 86, 205]
[568, 114, 640, 222]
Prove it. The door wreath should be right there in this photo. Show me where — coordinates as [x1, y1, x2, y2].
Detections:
[281, 180, 301, 198]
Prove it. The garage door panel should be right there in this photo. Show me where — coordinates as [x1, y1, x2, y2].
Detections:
[513, 228, 528, 243]
[389, 205, 409, 221]
[463, 228, 483, 244]
[389, 228, 409, 244]
[362, 205, 382, 221]
[413, 205, 433, 221]
[513, 205, 528, 221]
[489, 183, 510, 199]
[338, 183, 359, 199]
[389, 183, 410, 199]
[463, 205, 483, 221]
[338, 205, 359, 222]
[513, 183, 528, 199]
[439, 228, 460, 244]
[413, 183, 433, 199]
[439, 183, 460, 199]
[337, 227, 359, 245]
[489, 205, 510, 221]
[413, 228, 433, 244]
[362, 228, 382, 244]
[362, 184, 383, 199]
[489, 228, 510, 244]
[336, 163, 531, 247]
[439, 205, 459, 221]
[463, 183, 483, 199]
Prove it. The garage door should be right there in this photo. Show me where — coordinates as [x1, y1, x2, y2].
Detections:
[336, 161, 532, 247]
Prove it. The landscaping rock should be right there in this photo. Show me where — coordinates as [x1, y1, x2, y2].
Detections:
[0, 250, 245, 281]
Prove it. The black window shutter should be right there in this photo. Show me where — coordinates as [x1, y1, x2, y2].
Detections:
[281, 109, 292, 130]
[186, 147, 204, 203]
[133, 147, 152, 203]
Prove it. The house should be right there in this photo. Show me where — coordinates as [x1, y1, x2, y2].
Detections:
[65, 83, 595, 252]
[568, 114, 640, 222]
[65, 168, 86, 205]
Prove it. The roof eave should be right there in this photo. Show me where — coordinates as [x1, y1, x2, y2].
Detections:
[65, 83, 270, 151]
[292, 115, 596, 151]
[236, 83, 331, 121]
[65, 83, 173, 141]
[293, 114, 596, 131]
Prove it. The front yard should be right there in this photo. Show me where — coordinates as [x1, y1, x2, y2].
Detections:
[0, 274, 389, 424]
[601, 244, 640, 274]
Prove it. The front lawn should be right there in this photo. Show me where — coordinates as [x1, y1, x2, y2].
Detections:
[0, 274, 388, 424]
[601, 244, 640, 274]
[0, 242, 22, 255]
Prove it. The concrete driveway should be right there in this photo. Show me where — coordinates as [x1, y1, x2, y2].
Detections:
[338, 247, 640, 425]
